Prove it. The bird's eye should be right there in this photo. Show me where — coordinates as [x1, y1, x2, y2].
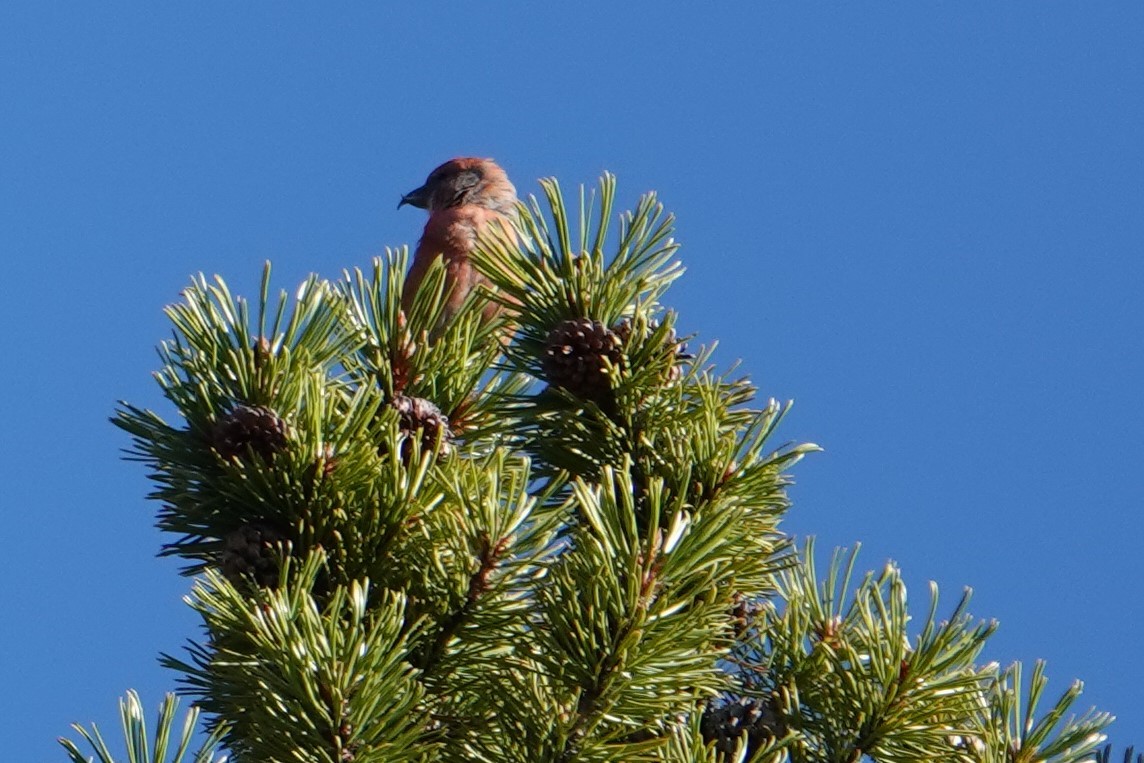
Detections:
[455, 170, 480, 189]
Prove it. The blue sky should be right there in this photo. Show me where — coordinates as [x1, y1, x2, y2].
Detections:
[2, 3, 1141, 758]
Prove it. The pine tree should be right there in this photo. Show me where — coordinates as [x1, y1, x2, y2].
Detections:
[63, 173, 1117, 762]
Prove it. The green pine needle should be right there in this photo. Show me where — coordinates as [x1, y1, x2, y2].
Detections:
[58, 691, 225, 763]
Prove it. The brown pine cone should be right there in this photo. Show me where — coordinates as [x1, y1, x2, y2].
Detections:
[700, 695, 787, 761]
[391, 395, 452, 461]
[542, 318, 624, 402]
[212, 404, 289, 462]
[219, 523, 287, 588]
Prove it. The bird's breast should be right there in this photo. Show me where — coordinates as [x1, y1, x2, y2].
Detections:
[419, 206, 509, 261]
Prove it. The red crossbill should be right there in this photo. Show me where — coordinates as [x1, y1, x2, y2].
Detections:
[398, 157, 517, 324]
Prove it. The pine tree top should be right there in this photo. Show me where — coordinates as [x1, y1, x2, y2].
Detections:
[76, 174, 1116, 763]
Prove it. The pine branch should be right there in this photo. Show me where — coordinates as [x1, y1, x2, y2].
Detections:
[59, 691, 225, 763]
[95, 169, 1114, 763]
[727, 541, 996, 763]
[969, 660, 1113, 763]
[163, 553, 431, 762]
[1096, 745, 1143, 763]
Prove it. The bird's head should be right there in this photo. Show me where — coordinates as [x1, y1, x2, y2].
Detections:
[398, 157, 517, 214]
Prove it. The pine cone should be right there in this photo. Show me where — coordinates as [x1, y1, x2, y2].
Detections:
[391, 395, 452, 460]
[700, 695, 786, 761]
[729, 593, 766, 640]
[542, 318, 623, 401]
[220, 523, 287, 588]
[212, 404, 289, 462]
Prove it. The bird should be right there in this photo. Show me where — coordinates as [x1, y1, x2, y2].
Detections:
[398, 157, 517, 325]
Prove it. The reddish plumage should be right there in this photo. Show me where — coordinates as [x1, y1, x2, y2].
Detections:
[399, 157, 517, 324]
